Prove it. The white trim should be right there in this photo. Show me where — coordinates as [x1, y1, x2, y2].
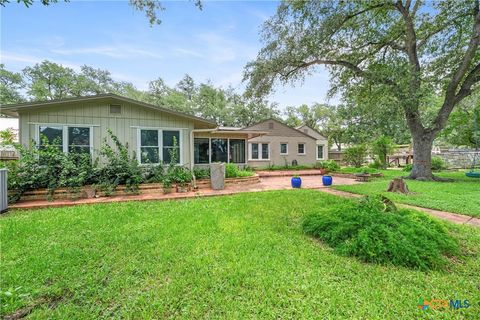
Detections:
[248, 142, 270, 161]
[316, 144, 325, 160]
[29, 122, 100, 127]
[130, 126, 189, 130]
[279, 142, 288, 155]
[297, 143, 306, 155]
[137, 127, 184, 165]
[37, 124, 93, 155]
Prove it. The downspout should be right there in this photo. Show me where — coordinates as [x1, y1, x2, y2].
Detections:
[190, 127, 218, 189]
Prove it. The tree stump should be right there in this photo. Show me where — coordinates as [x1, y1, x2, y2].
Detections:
[387, 178, 409, 194]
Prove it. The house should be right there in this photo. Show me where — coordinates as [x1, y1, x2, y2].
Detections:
[0, 94, 265, 170]
[295, 124, 329, 161]
[242, 118, 328, 168]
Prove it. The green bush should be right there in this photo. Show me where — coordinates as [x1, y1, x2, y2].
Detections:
[343, 145, 367, 168]
[316, 160, 340, 172]
[368, 159, 384, 169]
[370, 135, 395, 169]
[97, 129, 143, 194]
[302, 196, 459, 271]
[225, 163, 254, 178]
[193, 168, 210, 179]
[403, 164, 413, 172]
[431, 156, 447, 171]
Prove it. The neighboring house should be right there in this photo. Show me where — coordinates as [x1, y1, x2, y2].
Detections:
[242, 118, 327, 168]
[0, 94, 265, 170]
[295, 125, 329, 161]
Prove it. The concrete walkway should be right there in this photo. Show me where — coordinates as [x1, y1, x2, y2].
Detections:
[7, 175, 479, 227]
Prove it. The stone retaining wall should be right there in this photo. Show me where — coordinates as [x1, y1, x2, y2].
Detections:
[433, 149, 478, 169]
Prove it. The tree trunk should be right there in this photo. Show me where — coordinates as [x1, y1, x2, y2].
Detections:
[387, 178, 409, 194]
[408, 133, 434, 180]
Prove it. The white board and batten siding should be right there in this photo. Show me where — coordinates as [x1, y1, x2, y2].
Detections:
[0, 169, 7, 213]
[19, 100, 196, 165]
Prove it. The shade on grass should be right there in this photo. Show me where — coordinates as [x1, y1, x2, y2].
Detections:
[1, 190, 479, 319]
[334, 170, 480, 217]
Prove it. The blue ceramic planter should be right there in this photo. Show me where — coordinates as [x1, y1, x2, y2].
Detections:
[322, 175, 333, 186]
[291, 177, 302, 188]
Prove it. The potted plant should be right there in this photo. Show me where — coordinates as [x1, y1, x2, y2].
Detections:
[291, 175, 302, 188]
[162, 178, 173, 194]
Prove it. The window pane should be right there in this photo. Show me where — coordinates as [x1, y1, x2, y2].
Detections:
[68, 146, 91, 154]
[317, 145, 324, 159]
[141, 130, 158, 147]
[262, 144, 269, 159]
[69, 127, 90, 146]
[141, 147, 159, 164]
[251, 143, 259, 159]
[163, 147, 180, 164]
[229, 139, 245, 164]
[298, 143, 305, 154]
[39, 126, 63, 146]
[280, 143, 287, 154]
[163, 130, 180, 147]
[194, 138, 210, 164]
[211, 139, 228, 162]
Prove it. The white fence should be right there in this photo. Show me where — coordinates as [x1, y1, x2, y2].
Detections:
[0, 169, 7, 213]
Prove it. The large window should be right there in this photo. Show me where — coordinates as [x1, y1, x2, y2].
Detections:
[194, 138, 209, 164]
[250, 143, 269, 160]
[139, 129, 180, 164]
[194, 138, 246, 164]
[280, 143, 288, 155]
[39, 126, 63, 151]
[229, 139, 245, 164]
[317, 145, 324, 160]
[163, 130, 180, 164]
[211, 138, 228, 163]
[140, 130, 159, 164]
[298, 143, 306, 155]
[39, 125, 91, 154]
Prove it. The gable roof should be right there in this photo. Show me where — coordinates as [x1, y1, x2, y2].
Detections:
[242, 118, 316, 140]
[0, 93, 217, 128]
[296, 124, 327, 140]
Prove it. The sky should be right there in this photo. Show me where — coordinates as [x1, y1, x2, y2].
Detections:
[0, 0, 332, 130]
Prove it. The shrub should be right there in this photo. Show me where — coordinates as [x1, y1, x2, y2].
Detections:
[302, 196, 459, 271]
[97, 129, 143, 194]
[370, 135, 395, 169]
[144, 164, 165, 183]
[403, 164, 413, 172]
[368, 159, 384, 169]
[316, 160, 340, 172]
[168, 166, 193, 186]
[193, 168, 210, 179]
[343, 145, 367, 168]
[431, 156, 447, 171]
[225, 163, 254, 178]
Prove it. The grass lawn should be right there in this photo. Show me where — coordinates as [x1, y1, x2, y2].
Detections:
[1, 190, 479, 319]
[334, 170, 480, 217]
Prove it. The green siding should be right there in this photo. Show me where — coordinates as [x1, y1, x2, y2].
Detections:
[19, 100, 196, 165]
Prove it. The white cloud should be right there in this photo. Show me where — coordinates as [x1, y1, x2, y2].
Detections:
[51, 46, 163, 59]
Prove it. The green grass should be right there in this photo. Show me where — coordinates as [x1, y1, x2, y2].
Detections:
[334, 170, 480, 217]
[1, 190, 479, 319]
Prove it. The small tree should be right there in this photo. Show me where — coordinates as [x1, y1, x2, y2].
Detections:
[371, 136, 395, 169]
[344, 145, 367, 168]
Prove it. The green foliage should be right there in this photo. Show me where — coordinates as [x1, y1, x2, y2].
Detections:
[167, 166, 193, 186]
[431, 156, 447, 171]
[302, 196, 459, 271]
[0, 64, 24, 104]
[343, 145, 367, 168]
[265, 164, 314, 171]
[371, 136, 395, 169]
[97, 129, 143, 194]
[316, 160, 340, 172]
[337, 166, 379, 174]
[144, 164, 165, 183]
[368, 159, 384, 169]
[0, 128, 16, 145]
[403, 164, 413, 172]
[193, 168, 210, 179]
[225, 163, 254, 178]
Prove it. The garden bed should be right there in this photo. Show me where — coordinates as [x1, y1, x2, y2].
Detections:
[16, 175, 260, 202]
